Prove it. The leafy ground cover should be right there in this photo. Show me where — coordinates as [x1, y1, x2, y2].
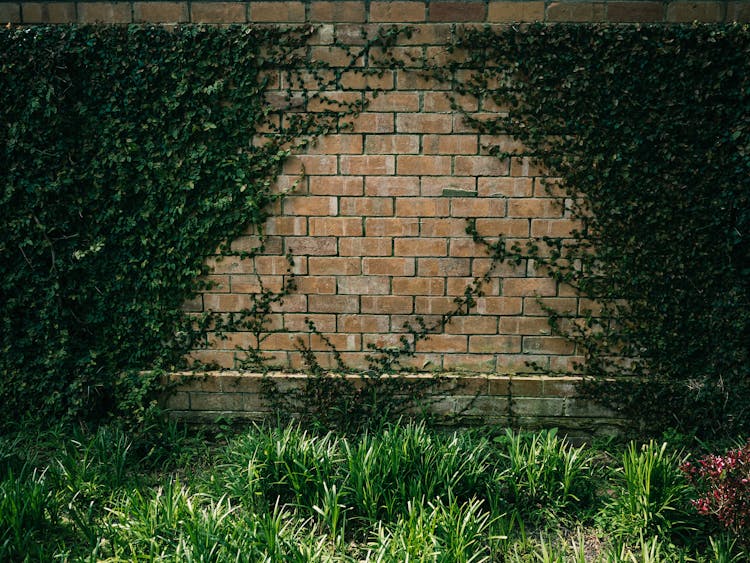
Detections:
[1, 420, 746, 562]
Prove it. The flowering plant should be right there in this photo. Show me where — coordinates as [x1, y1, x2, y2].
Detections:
[681, 440, 750, 541]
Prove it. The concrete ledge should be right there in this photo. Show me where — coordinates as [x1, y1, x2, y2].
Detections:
[163, 371, 626, 437]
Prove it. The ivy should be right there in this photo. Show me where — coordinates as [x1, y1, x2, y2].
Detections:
[435, 23, 750, 438]
[0, 24, 391, 428]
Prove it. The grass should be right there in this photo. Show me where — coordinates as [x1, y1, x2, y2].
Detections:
[0, 420, 746, 562]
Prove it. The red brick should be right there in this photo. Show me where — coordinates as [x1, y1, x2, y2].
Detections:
[294, 276, 337, 294]
[285, 313, 336, 332]
[309, 333, 361, 352]
[308, 294, 360, 313]
[474, 297, 523, 315]
[343, 113, 394, 133]
[473, 218, 529, 238]
[22, 2, 75, 22]
[365, 135, 420, 154]
[396, 70, 451, 91]
[451, 198, 504, 218]
[447, 276, 500, 296]
[339, 237, 393, 256]
[455, 156, 509, 176]
[415, 334, 468, 353]
[421, 176, 476, 197]
[362, 333, 414, 349]
[282, 155, 337, 175]
[488, 1, 544, 21]
[606, 2, 664, 22]
[523, 336, 575, 355]
[370, 1, 426, 22]
[340, 197, 394, 216]
[265, 216, 307, 236]
[0, 3, 20, 22]
[366, 217, 420, 236]
[523, 297, 578, 316]
[502, 278, 557, 297]
[340, 70, 394, 90]
[448, 238, 487, 258]
[392, 277, 445, 295]
[339, 315, 390, 333]
[423, 135, 478, 155]
[250, 1, 305, 21]
[307, 134, 363, 155]
[469, 335, 522, 353]
[255, 255, 306, 275]
[78, 2, 131, 22]
[507, 198, 562, 218]
[423, 91, 478, 113]
[397, 155, 451, 176]
[531, 219, 579, 238]
[284, 237, 337, 256]
[340, 155, 395, 175]
[546, 2, 606, 22]
[338, 276, 390, 295]
[395, 197, 449, 217]
[394, 238, 447, 256]
[308, 257, 361, 275]
[283, 196, 337, 216]
[309, 176, 364, 196]
[229, 275, 282, 293]
[430, 1, 485, 21]
[666, 1, 723, 22]
[361, 295, 414, 314]
[366, 176, 420, 197]
[369, 46, 423, 68]
[420, 218, 471, 237]
[190, 2, 246, 23]
[443, 354, 496, 372]
[478, 178, 534, 198]
[363, 257, 416, 276]
[498, 317, 551, 335]
[310, 1, 366, 21]
[396, 113, 452, 133]
[133, 2, 188, 22]
[309, 217, 363, 237]
[446, 316, 498, 334]
[204, 294, 252, 312]
[396, 23, 453, 45]
[365, 92, 420, 112]
[311, 47, 365, 68]
[415, 296, 463, 315]
[417, 257, 470, 276]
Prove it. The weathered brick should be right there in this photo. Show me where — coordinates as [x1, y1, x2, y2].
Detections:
[22, 2, 75, 22]
[338, 276, 390, 295]
[446, 276, 499, 296]
[451, 198, 505, 218]
[308, 294, 360, 313]
[366, 217, 420, 236]
[361, 295, 414, 314]
[365, 92, 420, 112]
[370, 1, 426, 22]
[339, 314, 390, 333]
[417, 257, 471, 276]
[365, 176, 420, 196]
[265, 216, 308, 236]
[606, 1, 664, 22]
[309, 217, 363, 237]
[474, 297, 523, 316]
[282, 196, 337, 216]
[416, 296, 465, 315]
[445, 316, 498, 334]
[728, 1, 750, 22]
[396, 69, 451, 90]
[229, 275, 282, 293]
[469, 335, 522, 353]
[443, 354, 496, 372]
[285, 313, 336, 332]
[133, 2, 188, 22]
[309, 176, 364, 196]
[423, 91, 478, 112]
[546, 2, 606, 22]
[523, 297, 578, 316]
[420, 218, 471, 237]
[397, 155, 452, 176]
[531, 219, 579, 238]
[311, 47, 365, 67]
[397, 113, 453, 133]
[340, 70, 394, 90]
[190, 2, 246, 23]
[307, 134, 363, 155]
[423, 135, 478, 155]
[204, 294, 253, 312]
[363, 257, 415, 276]
[488, 1, 544, 21]
[282, 155, 338, 175]
[294, 276, 337, 294]
[502, 277, 557, 297]
[249, 1, 305, 21]
[421, 176, 476, 197]
[339, 237, 393, 256]
[395, 197, 450, 217]
[340, 155, 395, 175]
[284, 237, 337, 256]
[392, 277, 445, 295]
[430, 1, 486, 21]
[666, 1, 723, 22]
[344, 112, 394, 133]
[0, 3, 21, 22]
[310, 1, 366, 21]
[78, 2, 132, 23]
[340, 197, 394, 216]
[499, 317, 551, 335]
[415, 334, 468, 353]
[365, 135, 420, 154]
[455, 156, 509, 176]
[523, 336, 575, 355]
[308, 257, 361, 275]
[507, 198, 562, 218]
[473, 218, 529, 237]
[478, 177, 534, 197]
[394, 238, 447, 256]
[310, 333, 361, 351]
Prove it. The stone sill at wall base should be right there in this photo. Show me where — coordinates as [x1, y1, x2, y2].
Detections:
[163, 371, 626, 438]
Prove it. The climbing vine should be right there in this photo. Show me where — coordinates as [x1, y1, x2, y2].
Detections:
[431, 23, 750, 438]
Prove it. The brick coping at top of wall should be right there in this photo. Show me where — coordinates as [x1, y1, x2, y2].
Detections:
[2, 1, 748, 26]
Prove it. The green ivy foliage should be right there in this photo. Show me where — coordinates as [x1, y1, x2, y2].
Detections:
[442, 24, 750, 438]
[0, 24, 369, 428]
